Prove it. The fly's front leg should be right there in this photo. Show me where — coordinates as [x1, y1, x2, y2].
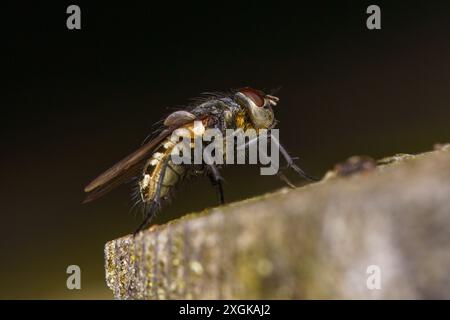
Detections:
[235, 132, 317, 183]
[134, 159, 169, 235]
[248, 136, 296, 188]
[206, 164, 225, 205]
[269, 134, 318, 182]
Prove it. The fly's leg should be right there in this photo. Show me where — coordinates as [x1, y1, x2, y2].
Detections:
[204, 149, 225, 205]
[207, 164, 225, 205]
[277, 171, 296, 188]
[235, 134, 297, 185]
[236, 133, 318, 183]
[134, 159, 169, 235]
[134, 198, 160, 235]
[269, 134, 319, 182]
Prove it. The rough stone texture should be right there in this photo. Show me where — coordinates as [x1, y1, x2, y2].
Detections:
[105, 144, 450, 299]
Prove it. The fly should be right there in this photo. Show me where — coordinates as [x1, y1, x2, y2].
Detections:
[83, 87, 316, 234]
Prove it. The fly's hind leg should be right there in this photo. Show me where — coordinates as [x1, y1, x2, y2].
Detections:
[207, 164, 225, 205]
[134, 198, 161, 235]
[134, 159, 169, 235]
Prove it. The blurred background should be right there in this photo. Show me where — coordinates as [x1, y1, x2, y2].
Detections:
[1, 1, 449, 298]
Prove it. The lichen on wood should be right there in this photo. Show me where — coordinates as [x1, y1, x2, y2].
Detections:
[105, 144, 450, 299]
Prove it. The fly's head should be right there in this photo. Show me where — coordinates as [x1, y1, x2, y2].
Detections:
[234, 87, 279, 129]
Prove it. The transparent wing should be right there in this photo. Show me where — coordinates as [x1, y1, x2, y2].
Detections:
[83, 109, 215, 203]
[83, 127, 174, 203]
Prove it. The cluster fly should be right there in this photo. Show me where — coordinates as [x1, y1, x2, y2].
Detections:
[84, 87, 316, 234]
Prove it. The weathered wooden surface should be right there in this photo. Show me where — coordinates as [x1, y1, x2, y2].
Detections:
[105, 144, 450, 299]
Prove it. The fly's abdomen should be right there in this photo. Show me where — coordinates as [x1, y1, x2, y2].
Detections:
[139, 148, 186, 202]
[138, 121, 204, 203]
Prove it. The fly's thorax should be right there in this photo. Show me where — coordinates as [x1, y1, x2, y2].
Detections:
[234, 110, 255, 131]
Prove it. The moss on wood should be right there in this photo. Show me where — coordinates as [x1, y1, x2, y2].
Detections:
[105, 144, 450, 299]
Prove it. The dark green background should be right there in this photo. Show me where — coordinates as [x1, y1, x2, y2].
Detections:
[2, 1, 450, 298]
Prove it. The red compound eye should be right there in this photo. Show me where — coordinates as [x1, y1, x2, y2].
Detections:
[239, 87, 265, 107]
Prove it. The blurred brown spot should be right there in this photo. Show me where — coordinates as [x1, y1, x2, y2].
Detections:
[334, 156, 376, 177]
